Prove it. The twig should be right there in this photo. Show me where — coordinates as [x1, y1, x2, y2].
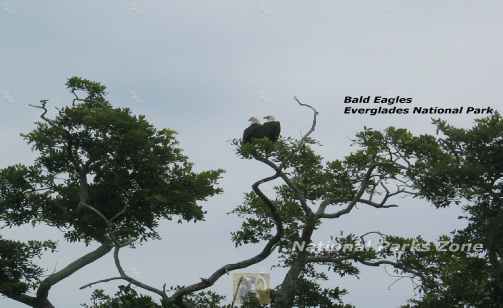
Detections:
[113, 246, 168, 301]
[80, 277, 124, 289]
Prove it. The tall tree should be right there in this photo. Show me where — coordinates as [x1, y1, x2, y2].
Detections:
[0, 77, 223, 308]
[79, 102, 502, 307]
[86, 100, 435, 307]
[230, 102, 431, 307]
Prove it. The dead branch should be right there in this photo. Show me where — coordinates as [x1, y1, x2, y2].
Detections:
[113, 246, 169, 301]
[294, 96, 319, 145]
[28, 100, 54, 124]
[79, 277, 124, 290]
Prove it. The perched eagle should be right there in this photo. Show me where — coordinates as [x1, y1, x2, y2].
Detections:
[262, 115, 281, 142]
[242, 115, 281, 144]
[242, 117, 264, 144]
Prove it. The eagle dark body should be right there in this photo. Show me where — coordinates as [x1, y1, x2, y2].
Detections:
[242, 118, 281, 144]
[262, 121, 281, 142]
[242, 123, 264, 144]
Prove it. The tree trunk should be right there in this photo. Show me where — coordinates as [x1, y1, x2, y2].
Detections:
[35, 299, 55, 308]
[274, 253, 308, 307]
[274, 221, 316, 307]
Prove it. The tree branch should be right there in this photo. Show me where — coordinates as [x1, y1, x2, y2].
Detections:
[260, 97, 319, 217]
[36, 243, 113, 301]
[317, 164, 377, 219]
[254, 156, 314, 217]
[79, 277, 124, 290]
[28, 100, 54, 124]
[167, 172, 284, 303]
[0, 290, 37, 307]
[112, 246, 168, 301]
[293, 96, 318, 145]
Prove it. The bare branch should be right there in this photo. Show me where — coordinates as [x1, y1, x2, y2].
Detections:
[28, 100, 54, 124]
[317, 164, 377, 219]
[112, 246, 168, 301]
[79, 277, 124, 290]
[36, 243, 113, 301]
[358, 199, 399, 209]
[358, 181, 416, 209]
[294, 96, 319, 145]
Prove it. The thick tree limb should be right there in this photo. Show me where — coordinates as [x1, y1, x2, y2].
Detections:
[36, 243, 113, 301]
[167, 172, 284, 303]
[0, 290, 37, 307]
[81, 172, 285, 306]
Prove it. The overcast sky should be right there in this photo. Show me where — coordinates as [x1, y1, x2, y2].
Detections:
[1, 1, 502, 307]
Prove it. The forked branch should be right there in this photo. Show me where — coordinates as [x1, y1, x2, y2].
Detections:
[167, 172, 284, 304]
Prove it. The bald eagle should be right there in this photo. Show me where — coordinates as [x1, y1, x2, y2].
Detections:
[242, 117, 264, 144]
[262, 115, 281, 142]
[242, 116, 281, 144]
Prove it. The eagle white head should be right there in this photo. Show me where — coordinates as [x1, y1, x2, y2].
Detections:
[263, 115, 276, 121]
[248, 116, 260, 124]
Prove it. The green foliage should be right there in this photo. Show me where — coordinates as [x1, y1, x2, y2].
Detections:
[397, 114, 503, 307]
[82, 286, 159, 308]
[0, 236, 56, 296]
[231, 115, 503, 307]
[82, 286, 226, 308]
[0, 77, 223, 304]
[288, 276, 354, 308]
[230, 125, 435, 306]
[1, 76, 223, 244]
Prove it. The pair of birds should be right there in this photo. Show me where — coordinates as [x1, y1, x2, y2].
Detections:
[242, 115, 281, 144]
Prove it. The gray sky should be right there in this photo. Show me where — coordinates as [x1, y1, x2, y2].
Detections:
[1, 1, 502, 307]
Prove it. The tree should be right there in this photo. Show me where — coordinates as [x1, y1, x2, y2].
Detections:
[226, 112, 503, 307]
[29, 85, 499, 307]
[0, 77, 223, 308]
[393, 114, 503, 307]
[229, 101, 435, 307]
[81, 99, 474, 308]
[85, 99, 449, 307]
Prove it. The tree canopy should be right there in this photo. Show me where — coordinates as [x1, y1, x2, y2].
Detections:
[80, 108, 502, 308]
[2, 77, 501, 308]
[0, 77, 223, 308]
